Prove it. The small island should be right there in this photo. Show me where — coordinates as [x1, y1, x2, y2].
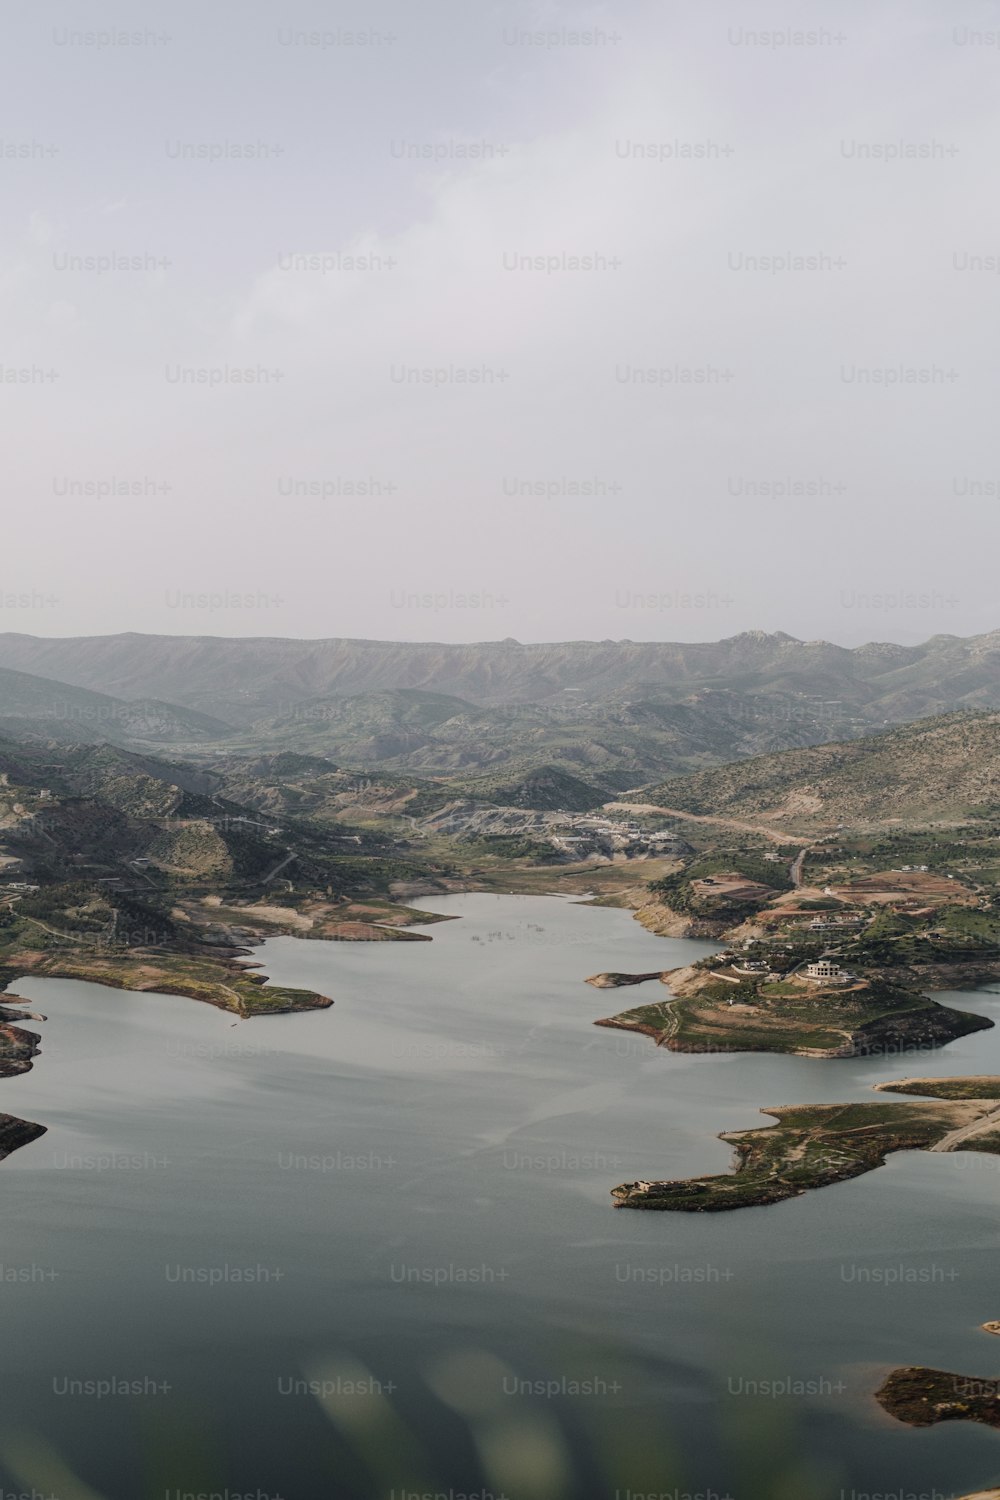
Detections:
[876, 1365, 1000, 1430]
[585, 971, 664, 990]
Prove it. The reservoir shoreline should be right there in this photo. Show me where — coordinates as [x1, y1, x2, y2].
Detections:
[2, 893, 999, 1500]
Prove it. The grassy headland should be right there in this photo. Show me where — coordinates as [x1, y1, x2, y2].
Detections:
[612, 1079, 1000, 1213]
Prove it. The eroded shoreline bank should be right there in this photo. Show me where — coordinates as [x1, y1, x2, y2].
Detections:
[0, 1001, 46, 1159]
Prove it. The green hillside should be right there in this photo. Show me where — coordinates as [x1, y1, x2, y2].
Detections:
[635, 711, 1000, 829]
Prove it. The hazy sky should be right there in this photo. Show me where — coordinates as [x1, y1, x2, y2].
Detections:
[1, 0, 996, 646]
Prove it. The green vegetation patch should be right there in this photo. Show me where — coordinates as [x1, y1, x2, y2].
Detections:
[876, 1366, 1000, 1429]
[879, 1077, 1000, 1100]
[647, 851, 792, 918]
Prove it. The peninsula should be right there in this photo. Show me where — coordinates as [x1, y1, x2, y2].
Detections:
[612, 1078, 1000, 1212]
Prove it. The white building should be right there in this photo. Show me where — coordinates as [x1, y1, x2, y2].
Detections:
[804, 959, 850, 983]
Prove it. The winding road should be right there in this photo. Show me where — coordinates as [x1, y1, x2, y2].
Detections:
[606, 800, 812, 892]
[603, 801, 805, 846]
[928, 1103, 1000, 1153]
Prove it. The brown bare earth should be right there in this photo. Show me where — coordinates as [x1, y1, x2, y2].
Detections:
[832, 869, 975, 906]
[188, 895, 441, 942]
[689, 873, 776, 904]
[631, 899, 728, 940]
[0, 1016, 40, 1078]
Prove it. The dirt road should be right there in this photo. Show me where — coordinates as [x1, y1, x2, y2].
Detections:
[604, 802, 805, 846]
[928, 1103, 1000, 1153]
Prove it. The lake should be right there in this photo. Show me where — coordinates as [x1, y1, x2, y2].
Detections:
[1, 892, 999, 1500]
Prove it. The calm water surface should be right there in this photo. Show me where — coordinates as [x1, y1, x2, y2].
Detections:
[1, 893, 999, 1500]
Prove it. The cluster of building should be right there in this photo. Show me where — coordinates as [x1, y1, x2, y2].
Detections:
[727, 956, 767, 973]
[709, 951, 857, 987]
[801, 913, 866, 931]
[550, 817, 684, 858]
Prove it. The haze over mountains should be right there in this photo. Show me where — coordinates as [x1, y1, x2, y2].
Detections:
[0, 666, 234, 749]
[0, 628, 998, 790]
[2, 628, 1000, 718]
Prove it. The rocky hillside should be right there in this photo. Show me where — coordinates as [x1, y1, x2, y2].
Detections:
[635, 712, 1000, 829]
[3, 629, 1000, 793]
[0, 665, 233, 748]
[441, 764, 606, 812]
[0, 737, 407, 898]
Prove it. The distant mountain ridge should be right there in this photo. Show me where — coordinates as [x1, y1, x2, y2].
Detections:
[1, 628, 999, 724]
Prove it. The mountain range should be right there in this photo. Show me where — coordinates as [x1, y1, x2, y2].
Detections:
[0, 628, 999, 790]
[2, 627, 1000, 719]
